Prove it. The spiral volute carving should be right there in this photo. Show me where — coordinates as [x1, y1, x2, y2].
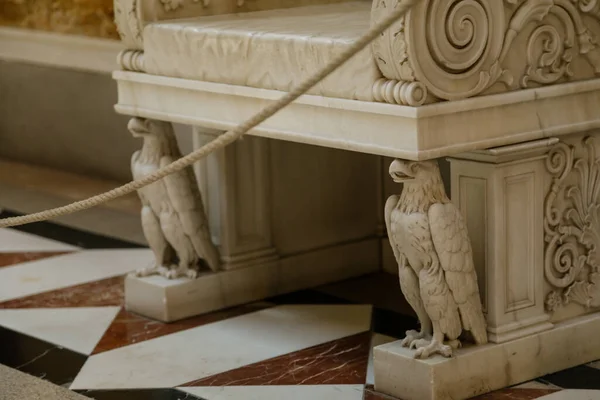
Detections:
[372, 0, 507, 100]
[405, 0, 506, 100]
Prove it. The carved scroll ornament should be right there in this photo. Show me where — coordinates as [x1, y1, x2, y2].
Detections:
[544, 137, 600, 312]
[371, 0, 600, 101]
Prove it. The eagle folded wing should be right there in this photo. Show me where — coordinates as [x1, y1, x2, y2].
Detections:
[428, 203, 488, 344]
[384, 195, 401, 263]
[160, 156, 220, 271]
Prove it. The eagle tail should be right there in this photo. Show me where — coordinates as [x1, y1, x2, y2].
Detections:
[458, 293, 488, 345]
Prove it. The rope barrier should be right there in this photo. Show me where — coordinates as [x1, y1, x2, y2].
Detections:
[0, 0, 419, 228]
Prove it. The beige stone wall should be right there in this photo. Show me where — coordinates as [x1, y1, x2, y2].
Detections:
[0, 0, 118, 39]
[0, 60, 192, 182]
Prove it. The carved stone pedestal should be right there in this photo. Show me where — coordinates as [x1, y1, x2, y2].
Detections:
[125, 121, 381, 322]
[374, 135, 600, 399]
[125, 263, 278, 322]
[125, 238, 378, 322]
[374, 313, 600, 400]
[448, 139, 558, 343]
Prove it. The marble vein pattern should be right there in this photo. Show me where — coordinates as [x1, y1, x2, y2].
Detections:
[92, 302, 274, 354]
[70, 304, 372, 389]
[0, 275, 125, 309]
[182, 332, 371, 386]
[0, 307, 119, 355]
[0, 249, 152, 302]
[0, 251, 72, 268]
[0, 326, 88, 387]
[143, 3, 380, 101]
[179, 384, 365, 400]
[0, 221, 600, 400]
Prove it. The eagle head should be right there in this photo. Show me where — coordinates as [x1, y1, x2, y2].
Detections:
[389, 159, 448, 211]
[389, 159, 439, 184]
[128, 117, 151, 137]
[128, 118, 172, 138]
[128, 117, 178, 157]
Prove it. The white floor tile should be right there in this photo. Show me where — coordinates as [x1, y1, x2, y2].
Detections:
[0, 228, 79, 252]
[70, 304, 372, 390]
[0, 249, 153, 302]
[0, 307, 119, 355]
[538, 390, 600, 399]
[588, 361, 600, 370]
[366, 333, 396, 385]
[179, 385, 364, 400]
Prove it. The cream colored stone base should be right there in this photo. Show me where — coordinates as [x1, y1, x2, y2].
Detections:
[125, 239, 378, 322]
[373, 313, 600, 400]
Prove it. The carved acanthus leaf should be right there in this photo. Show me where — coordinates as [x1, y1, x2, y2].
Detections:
[544, 137, 600, 312]
[371, 0, 600, 101]
[114, 0, 143, 49]
[371, 0, 415, 82]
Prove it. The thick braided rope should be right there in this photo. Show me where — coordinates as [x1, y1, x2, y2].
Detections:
[0, 0, 418, 228]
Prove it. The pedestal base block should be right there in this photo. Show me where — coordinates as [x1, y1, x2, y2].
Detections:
[124, 261, 279, 322]
[373, 313, 600, 400]
[126, 239, 378, 322]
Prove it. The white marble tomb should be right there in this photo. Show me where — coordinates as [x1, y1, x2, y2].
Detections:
[111, 0, 600, 398]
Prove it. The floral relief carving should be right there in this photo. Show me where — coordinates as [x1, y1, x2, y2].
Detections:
[160, 0, 185, 11]
[372, 0, 600, 101]
[161, 0, 210, 12]
[519, 0, 599, 87]
[544, 137, 600, 312]
[576, 0, 600, 19]
[370, 0, 415, 82]
[114, 0, 143, 48]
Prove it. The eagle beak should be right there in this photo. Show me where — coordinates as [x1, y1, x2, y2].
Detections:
[128, 118, 148, 137]
[389, 159, 415, 183]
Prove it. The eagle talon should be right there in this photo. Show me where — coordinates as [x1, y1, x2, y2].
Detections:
[160, 265, 198, 280]
[413, 339, 453, 359]
[134, 264, 169, 277]
[186, 269, 199, 279]
[410, 338, 431, 350]
[401, 329, 430, 348]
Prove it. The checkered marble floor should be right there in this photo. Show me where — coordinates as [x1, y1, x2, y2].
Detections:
[0, 210, 599, 400]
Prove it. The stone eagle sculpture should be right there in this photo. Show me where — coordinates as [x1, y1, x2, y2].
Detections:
[129, 117, 221, 279]
[385, 159, 488, 358]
